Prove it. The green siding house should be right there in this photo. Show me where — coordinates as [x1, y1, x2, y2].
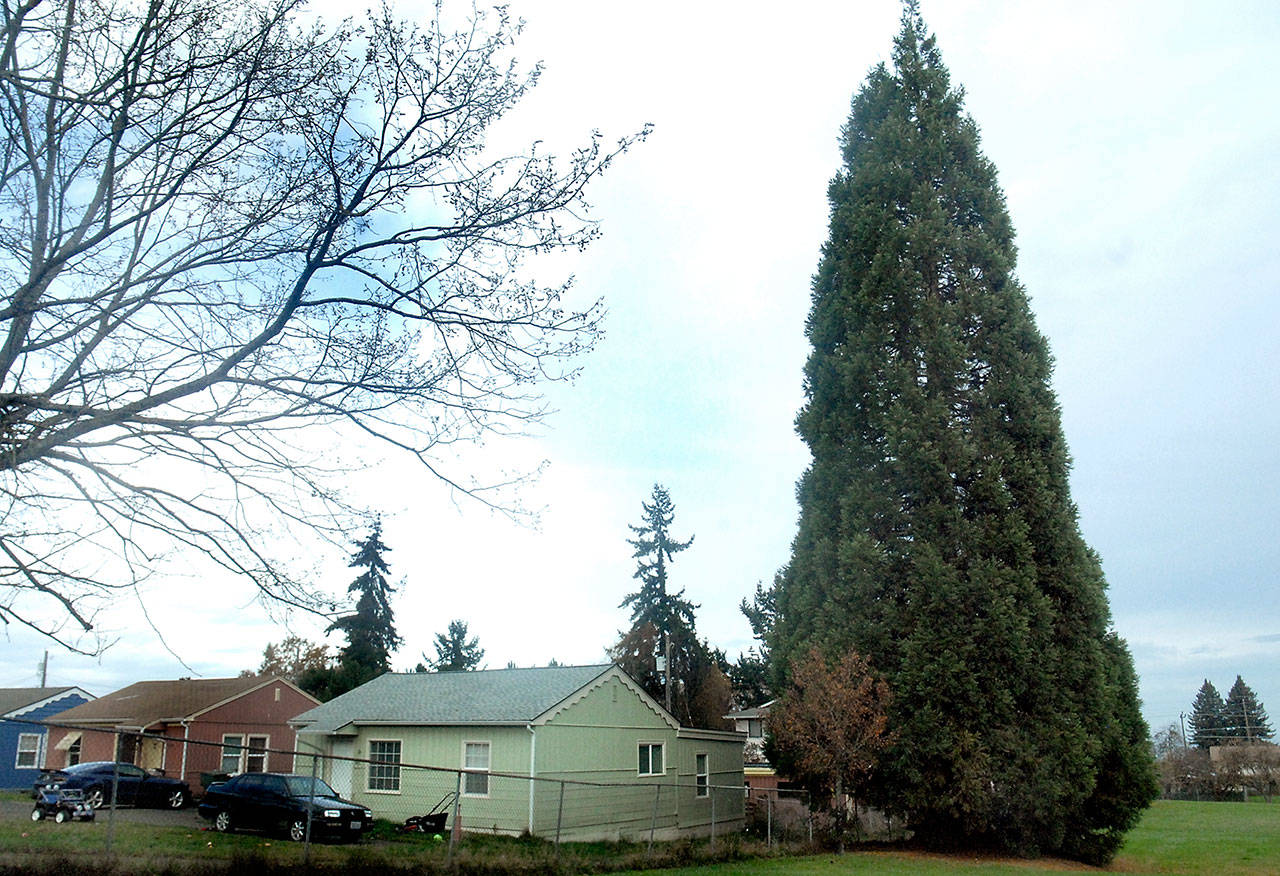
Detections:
[290, 664, 745, 840]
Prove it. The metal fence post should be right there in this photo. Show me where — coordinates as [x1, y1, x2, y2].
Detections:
[710, 785, 716, 848]
[647, 784, 661, 858]
[767, 792, 773, 847]
[448, 769, 462, 862]
[555, 780, 566, 851]
[106, 756, 120, 855]
[808, 792, 814, 845]
[303, 752, 318, 865]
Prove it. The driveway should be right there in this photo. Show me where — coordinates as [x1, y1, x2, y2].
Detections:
[3, 797, 205, 827]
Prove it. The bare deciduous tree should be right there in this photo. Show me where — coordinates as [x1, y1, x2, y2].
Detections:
[769, 646, 893, 850]
[0, 0, 647, 649]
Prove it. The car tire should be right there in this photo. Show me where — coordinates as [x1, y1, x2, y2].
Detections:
[214, 810, 233, 833]
[54, 809, 70, 824]
[167, 789, 187, 809]
[30, 808, 43, 821]
[84, 787, 105, 809]
[288, 818, 307, 842]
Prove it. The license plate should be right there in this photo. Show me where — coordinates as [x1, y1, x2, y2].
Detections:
[349, 821, 362, 829]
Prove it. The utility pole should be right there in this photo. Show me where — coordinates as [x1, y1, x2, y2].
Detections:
[39, 651, 48, 687]
[663, 634, 672, 713]
[1179, 712, 1190, 752]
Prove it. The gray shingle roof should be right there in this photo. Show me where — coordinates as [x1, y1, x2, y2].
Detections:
[0, 687, 75, 717]
[292, 664, 615, 734]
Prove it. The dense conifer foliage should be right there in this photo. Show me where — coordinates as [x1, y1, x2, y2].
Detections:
[1189, 679, 1227, 749]
[301, 522, 402, 699]
[1222, 676, 1273, 742]
[769, 6, 1156, 863]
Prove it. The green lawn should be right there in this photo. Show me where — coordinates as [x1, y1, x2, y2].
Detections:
[0, 800, 1275, 874]
[617, 801, 1280, 876]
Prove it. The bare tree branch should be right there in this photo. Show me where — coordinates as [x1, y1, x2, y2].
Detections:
[0, 0, 648, 650]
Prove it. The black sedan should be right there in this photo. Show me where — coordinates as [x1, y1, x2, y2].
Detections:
[33, 761, 190, 809]
[198, 773, 372, 842]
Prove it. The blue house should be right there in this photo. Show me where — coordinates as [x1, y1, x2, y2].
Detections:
[0, 687, 94, 789]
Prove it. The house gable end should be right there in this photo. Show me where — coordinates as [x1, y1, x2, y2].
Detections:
[536, 667, 679, 731]
[6, 688, 93, 719]
[185, 677, 320, 724]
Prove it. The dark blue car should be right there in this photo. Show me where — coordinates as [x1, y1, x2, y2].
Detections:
[198, 773, 372, 842]
[33, 761, 190, 809]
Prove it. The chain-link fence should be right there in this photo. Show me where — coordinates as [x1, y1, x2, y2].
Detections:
[744, 787, 814, 846]
[16, 718, 747, 860]
[296, 745, 746, 847]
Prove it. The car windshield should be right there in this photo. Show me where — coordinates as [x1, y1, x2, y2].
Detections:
[282, 776, 339, 797]
[61, 762, 109, 775]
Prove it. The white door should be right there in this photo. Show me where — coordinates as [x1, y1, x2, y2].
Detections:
[329, 738, 354, 798]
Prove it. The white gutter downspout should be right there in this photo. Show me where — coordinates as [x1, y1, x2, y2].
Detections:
[527, 724, 536, 834]
[179, 722, 190, 785]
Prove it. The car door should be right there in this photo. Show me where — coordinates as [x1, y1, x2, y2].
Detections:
[231, 774, 265, 826]
[258, 774, 294, 831]
[114, 763, 146, 805]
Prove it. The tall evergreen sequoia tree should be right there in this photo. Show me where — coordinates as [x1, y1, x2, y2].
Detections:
[769, 6, 1155, 863]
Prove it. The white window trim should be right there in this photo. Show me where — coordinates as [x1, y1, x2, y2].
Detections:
[15, 732, 44, 769]
[462, 740, 491, 798]
[366, 738, 403, 794]
[220, 733, 270, 773]
[244, 734, 270, 773]
[695, 751, 709, 797]
[220, 734, 244, 773]
[638, 741, 665, 777]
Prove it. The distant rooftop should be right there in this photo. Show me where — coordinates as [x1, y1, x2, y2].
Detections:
[50, 677, 288, 728]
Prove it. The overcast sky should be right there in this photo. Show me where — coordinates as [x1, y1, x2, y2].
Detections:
[3, 0, 1277, 738]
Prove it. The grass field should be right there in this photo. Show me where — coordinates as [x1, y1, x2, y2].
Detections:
[617, 800, 1280, 876]
[0, 799, 1275, 874]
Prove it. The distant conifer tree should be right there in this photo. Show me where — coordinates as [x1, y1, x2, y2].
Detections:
[326, 521, 401, 694]
[1222, 676, 1273, 742]
[1189, 679, 1227, 749]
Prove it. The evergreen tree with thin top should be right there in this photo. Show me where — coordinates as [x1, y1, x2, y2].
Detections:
[328, 521, 401, 689]
[769, 4, 1155, 863]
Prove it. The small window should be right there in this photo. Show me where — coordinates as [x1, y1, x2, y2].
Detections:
[66, 737, 81, 767]
[747, 718, 763, 738]
[695, 753, 709, 797]
[16, 733, 42, 769]
[463, 742, 490, 796]
[368, 740, 401, 792]
[245, 736, 269, 773]
[638, 742, 664, 776]
[221, 735, 243, 773]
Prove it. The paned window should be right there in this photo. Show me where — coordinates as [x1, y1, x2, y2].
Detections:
[16, 733, 42, 769]
[695, 753, 709, 797]
[463, 742, 490, 796]
[220, 735, 243, 773]
[368, 740, 401, 792]
[67, 737, 81, 767]
[638, 742, 664, 776]
[245, 735, 269, 773]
